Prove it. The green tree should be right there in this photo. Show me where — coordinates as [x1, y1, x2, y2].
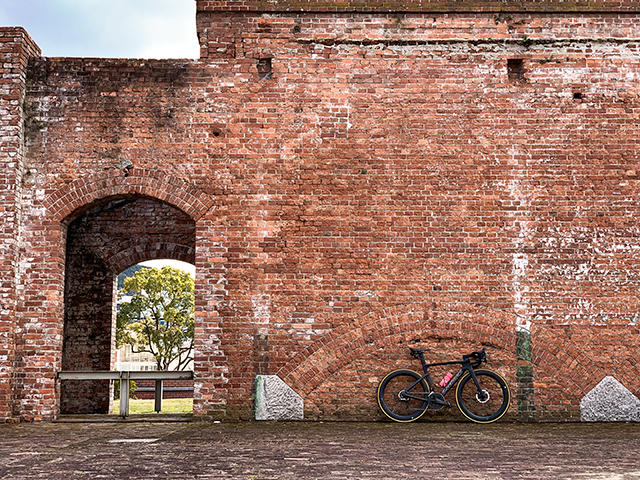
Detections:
[116, 266, 194, 371]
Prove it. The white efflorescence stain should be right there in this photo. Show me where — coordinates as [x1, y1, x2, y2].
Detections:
[252, 294, 271, 335]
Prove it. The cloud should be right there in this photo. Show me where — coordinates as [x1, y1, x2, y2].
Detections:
[0, 0, 198, 59]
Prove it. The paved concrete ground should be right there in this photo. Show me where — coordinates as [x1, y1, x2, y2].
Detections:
[1, 420, 640, 479]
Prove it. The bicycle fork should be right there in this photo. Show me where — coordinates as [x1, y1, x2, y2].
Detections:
[462, 367, 490, 402]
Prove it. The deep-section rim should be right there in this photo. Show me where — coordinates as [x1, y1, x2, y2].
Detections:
[377, 369, 429, 423]
[455, 369, 511, 424]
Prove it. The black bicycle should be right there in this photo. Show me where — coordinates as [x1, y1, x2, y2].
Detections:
[377, 347, 510, 423]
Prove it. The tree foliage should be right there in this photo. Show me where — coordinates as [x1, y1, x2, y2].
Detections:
[116, 266, 194, 371]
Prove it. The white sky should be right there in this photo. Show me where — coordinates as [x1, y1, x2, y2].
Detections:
[0, 0, 199, 59]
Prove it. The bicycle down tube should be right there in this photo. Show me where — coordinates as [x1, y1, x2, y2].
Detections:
[403, 358, 472, 401]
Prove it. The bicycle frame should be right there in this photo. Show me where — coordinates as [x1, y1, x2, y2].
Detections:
[402, 352, 484, 402]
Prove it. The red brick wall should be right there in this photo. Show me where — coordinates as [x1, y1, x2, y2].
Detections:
[0, 28, 41, 422]
[3, 3, 640, 422]
[196, 0, 640, 13]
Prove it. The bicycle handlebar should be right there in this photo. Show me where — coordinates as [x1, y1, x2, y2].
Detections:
[463, 348, 487, 367]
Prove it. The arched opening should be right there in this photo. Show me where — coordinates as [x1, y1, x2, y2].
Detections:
[59, 196, 196, 414]
[114, 259, 195, 414]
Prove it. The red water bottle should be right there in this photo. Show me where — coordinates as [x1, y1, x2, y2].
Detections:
[439, 372, 453, 387]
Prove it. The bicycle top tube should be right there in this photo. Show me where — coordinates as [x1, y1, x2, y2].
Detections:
[424, 359, 467, 368]
[410, 347, 486, 370]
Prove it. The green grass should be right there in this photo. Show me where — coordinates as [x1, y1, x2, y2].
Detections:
[114, 398, 193, 414]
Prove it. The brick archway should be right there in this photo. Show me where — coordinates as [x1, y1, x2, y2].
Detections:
[43, 169, 215, 415]
[278, 302, 605, 403]
[105, 239, 195, 274]
[44, 168, 214, 223]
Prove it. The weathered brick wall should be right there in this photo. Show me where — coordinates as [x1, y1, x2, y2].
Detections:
[192, 8, 640, 420]
[60, 247, 115, 414]
[12, 55, 215, 420]
[3, 1, 640, 422]
[0, 28, 40, 422]
[196, 0, 640, 13]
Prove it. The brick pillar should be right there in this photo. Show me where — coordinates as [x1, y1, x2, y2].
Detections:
[0, 28, 41, 422]
[192, 217, 229, 420]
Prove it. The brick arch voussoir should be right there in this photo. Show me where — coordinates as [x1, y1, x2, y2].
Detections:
[528, 323, 606, 396]
[106, 241, 195, 274]
[618, 358, 640, 397]
[44, 168, 214, 223]
[279, 302, 604, 399]
[279, 302, 514, 396]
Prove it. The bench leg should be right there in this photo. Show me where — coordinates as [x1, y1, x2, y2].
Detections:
[154, 379, 163, 413]
[119, 372, 130, 417]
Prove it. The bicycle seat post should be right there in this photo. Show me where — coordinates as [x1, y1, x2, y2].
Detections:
[419, 352, 429, 374]
[410, 347, 429, 374]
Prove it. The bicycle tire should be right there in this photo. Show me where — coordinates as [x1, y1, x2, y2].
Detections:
[377, 369, 429, 422]
[455, 369, 510, 423]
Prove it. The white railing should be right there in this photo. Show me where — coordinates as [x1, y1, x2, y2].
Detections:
[56, 370, 194, 417]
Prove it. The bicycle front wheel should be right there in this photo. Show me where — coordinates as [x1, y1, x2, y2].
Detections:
[377, 369, 429, 422]
[455, 369, 510, 423]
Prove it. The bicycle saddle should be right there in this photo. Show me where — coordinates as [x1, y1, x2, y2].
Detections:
[409, 347, 429, 358]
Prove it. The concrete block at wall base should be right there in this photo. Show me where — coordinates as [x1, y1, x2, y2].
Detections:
[255, 375, 304, 421]
[580, 376, 640, 422]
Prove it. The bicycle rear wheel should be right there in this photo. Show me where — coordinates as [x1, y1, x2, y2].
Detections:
[455, 369, 510, 423]
[377, 369, 429, 422]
